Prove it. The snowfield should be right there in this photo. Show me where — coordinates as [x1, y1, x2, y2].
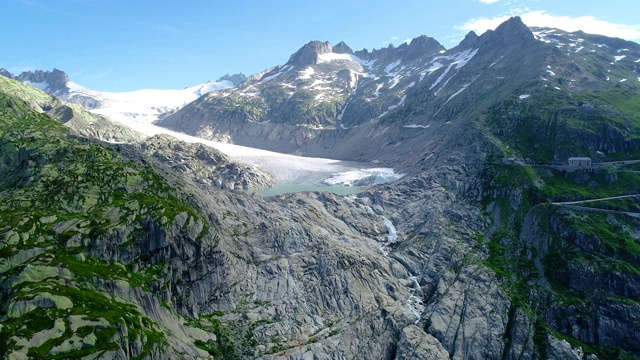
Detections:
[66, 80, 234, 123]
[103, 114, 403, 186]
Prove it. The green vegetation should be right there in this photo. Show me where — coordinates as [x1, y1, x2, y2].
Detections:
[481, 157, 640, 358]
[536, 168, 640, 201]
[0, 91, 210, 358]
[483, 84, 640, 162]
[188, 314, 238, 359]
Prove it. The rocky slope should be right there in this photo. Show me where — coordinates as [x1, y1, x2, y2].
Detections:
[125, 134, 274, 190]
[3, 15, 640, 360]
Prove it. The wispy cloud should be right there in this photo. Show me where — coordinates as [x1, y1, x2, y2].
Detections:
[7, 59, 42, 75]
[134, 21, 184, 35]
[9, 0, 78, 17]
[79, 70, 112, 83]
[477, 0, 501, 4]
[459, 9, 640, 42]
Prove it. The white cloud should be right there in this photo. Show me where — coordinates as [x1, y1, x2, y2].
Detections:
[477, 0, 501, 4]
[459, 9, 640, 42]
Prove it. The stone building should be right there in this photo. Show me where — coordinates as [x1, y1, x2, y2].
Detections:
[568, 157, 592, 168]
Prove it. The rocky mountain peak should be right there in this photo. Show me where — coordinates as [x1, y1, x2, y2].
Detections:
[0, 68, 16, 79]
[16, 68, 70, 94]
[287, 40, 333, 67]
[333, 41, 353, 54]
[471, 15, 537, 55]
[400, 35, 445, 61]
[458, 31, 480, 49]
[490, 16, 534, 43]
[216, 73, 247, 86]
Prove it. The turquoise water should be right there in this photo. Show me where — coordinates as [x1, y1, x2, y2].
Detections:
[247, 184, 363, 197]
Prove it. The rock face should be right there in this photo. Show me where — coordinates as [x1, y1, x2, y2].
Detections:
[126, 134, 274, 190]
[287, 41, 334, 67]
[3, 15, 640, 360]
[216, 73, 247, 86]
[15, 68, 70, 94]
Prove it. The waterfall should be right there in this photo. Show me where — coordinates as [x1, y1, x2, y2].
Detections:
[407, 274, 425, 324]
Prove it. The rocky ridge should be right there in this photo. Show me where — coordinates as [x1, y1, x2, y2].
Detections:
[157, 17, 640, 169]
[3, 15, 640, 360]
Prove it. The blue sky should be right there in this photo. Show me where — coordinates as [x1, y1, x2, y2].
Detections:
[3, 0, 639, 92]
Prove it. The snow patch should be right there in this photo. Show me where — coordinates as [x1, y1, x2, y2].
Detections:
[388, 75, 402, 89]
[317, 53, 375, 69]
[519, 94, 530, 99]
[387, 95, 406, 111]
[614, 55, 626, 62]
[453, 48, 478, 69]
[260, 72, 282, 83]
[403, 124, 430, 129]
[385, 60, 402, 74]
[377, 95, 407, 119]
[429, 63, 455, 91]
[298, 67, 315, 80]
[428, 49, 477, 94]
[489, 56, 504, 68]
[24, 81, 50, 91]
[366, 83, 385, 102]
[620, 78, 627, 82]
[546, 70, 556, 76]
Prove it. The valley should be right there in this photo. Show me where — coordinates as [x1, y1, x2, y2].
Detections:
[2, 15, 640, 360]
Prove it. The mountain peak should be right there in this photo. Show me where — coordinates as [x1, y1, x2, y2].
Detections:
[401, 35, 445, 60]
[16, 68, 70, 93]
[458, 31, 480, 49]
[476, 15, 535, 51]
[494, 16, 532, 40]
[287, 41, 333, 67]
[333, 41, 353, 54]
[0, 68, 16, 79]
[216, 73, 247, 86]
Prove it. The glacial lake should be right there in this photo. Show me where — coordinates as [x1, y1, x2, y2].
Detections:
[247, 184, 364, 197]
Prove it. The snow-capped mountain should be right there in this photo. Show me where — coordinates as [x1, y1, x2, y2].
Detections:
[157, 17, 640, 164]
[0, 68, 245, 123]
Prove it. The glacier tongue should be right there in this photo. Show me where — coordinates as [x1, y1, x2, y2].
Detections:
[322, 168, 404, 187]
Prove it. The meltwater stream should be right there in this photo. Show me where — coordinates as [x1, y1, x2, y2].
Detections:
[369, 207, 425, 324]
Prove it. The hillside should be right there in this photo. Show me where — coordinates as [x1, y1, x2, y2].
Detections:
[2, 15, 640, 360]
